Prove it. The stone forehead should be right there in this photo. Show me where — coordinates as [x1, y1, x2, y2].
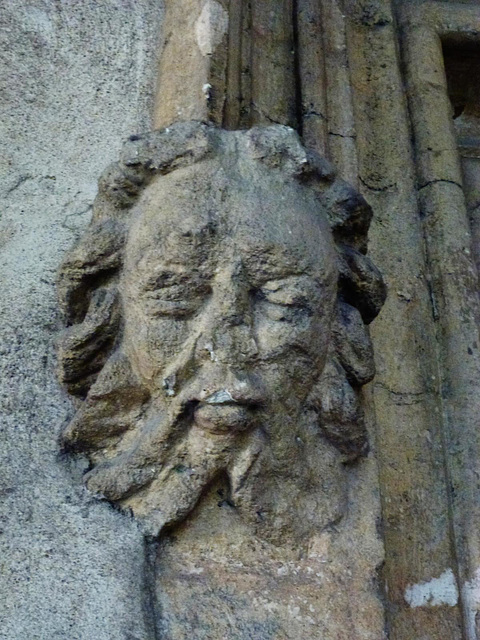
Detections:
[126, 153, 337, 275]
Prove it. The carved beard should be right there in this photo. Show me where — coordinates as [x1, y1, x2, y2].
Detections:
[62, 345, 349, 542]
[62, 348, 267, 535]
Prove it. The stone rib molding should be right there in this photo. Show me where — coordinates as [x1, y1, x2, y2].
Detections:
[398, 2, 480, 638]
[344, 0, 465, 635]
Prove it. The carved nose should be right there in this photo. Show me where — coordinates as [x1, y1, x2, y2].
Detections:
[198, 275, 258, 363]
[198, 321, 258, 364]
[220, 276, 250, 327]
[223, 324, 258, 360]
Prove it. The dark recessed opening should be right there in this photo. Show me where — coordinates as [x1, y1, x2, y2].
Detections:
[443, 43, 480, 124]
[442, 41, 480, 277]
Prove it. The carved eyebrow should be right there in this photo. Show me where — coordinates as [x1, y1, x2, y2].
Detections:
[133, 224, 217, 269]
[240, 245, 324, 282]
[140, 266, 213, 292]
[243, 259, 305, 285]
[261, 275, 317, 288]
[141, 269, 189, 291]
[246, 255, 323, 287]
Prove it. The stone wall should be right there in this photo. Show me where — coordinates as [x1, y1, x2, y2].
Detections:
[1, 1, 480, 639]
[0, 2, 163, 638]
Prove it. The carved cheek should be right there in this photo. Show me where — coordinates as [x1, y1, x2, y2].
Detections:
[148, 317, 191, 364]
[254, 309, 330, 367]
[123, 301, 193, 383]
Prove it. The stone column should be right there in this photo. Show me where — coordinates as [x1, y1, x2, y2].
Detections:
[153, 0, 298, 130]
[398, 4, 480, 637]
[343, 1, 464, 635]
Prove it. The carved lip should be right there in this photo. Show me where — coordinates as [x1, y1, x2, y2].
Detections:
[193, 396, 259, 434]
[201, 388, 263, 408]
[204, 390, 236, 405]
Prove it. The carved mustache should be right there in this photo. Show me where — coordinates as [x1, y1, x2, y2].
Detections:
[175, 362, 267, 410]
[83, 390, 264, 536]
[158, 329, 266, 404]
[82, 369, 264, 505]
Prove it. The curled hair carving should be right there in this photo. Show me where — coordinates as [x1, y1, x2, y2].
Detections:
[57, 121, 386, 535]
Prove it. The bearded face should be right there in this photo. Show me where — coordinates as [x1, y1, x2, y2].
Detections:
[58, 123, 385, 542]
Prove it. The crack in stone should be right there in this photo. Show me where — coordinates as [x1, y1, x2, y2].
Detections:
[302, 109, 326, 120]
[143, 538, 161, 640]
[418, 179, 463, 191]
[6, 174, 33, 194]
[375, 381, 426, 405]
[359, 176, 396, 193]
[328, 131, 356, 140]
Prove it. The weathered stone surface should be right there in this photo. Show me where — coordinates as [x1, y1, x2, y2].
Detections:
[344, 1, 479, 637]
[57, 121, 385, 637]
[0, 2, 163, 638]
[154, 465, 385, 639]
[396, 4, 480, 638]
[154, 0, 229, 128]
[154, 0, 298, 131]
[4, 1, 479, 638]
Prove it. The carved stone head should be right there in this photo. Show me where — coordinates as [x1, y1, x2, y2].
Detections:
[58, 122, 385, 543]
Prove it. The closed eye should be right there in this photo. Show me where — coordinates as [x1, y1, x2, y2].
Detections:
[142, 270, 189, 291]
[261, 290, 313, 313]
[252, 288, 314, 324]
[141, 272, 212, 318]
[256, 278, 316, 309]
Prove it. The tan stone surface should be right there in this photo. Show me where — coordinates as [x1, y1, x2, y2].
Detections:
[4, 0, 480, 638]
[58, 122, 386, 637]
[398, 4, 480, 637]
[154, 0, 229, 128]
[154, 0, 298, 130]
[344, 0, 469, 637]
[154, 463, 384, 639]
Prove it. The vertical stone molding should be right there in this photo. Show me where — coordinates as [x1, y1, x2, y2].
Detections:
[398, 3, 480, 637]
[153, 0, 297, 130]
[154, 0, 229, 128]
